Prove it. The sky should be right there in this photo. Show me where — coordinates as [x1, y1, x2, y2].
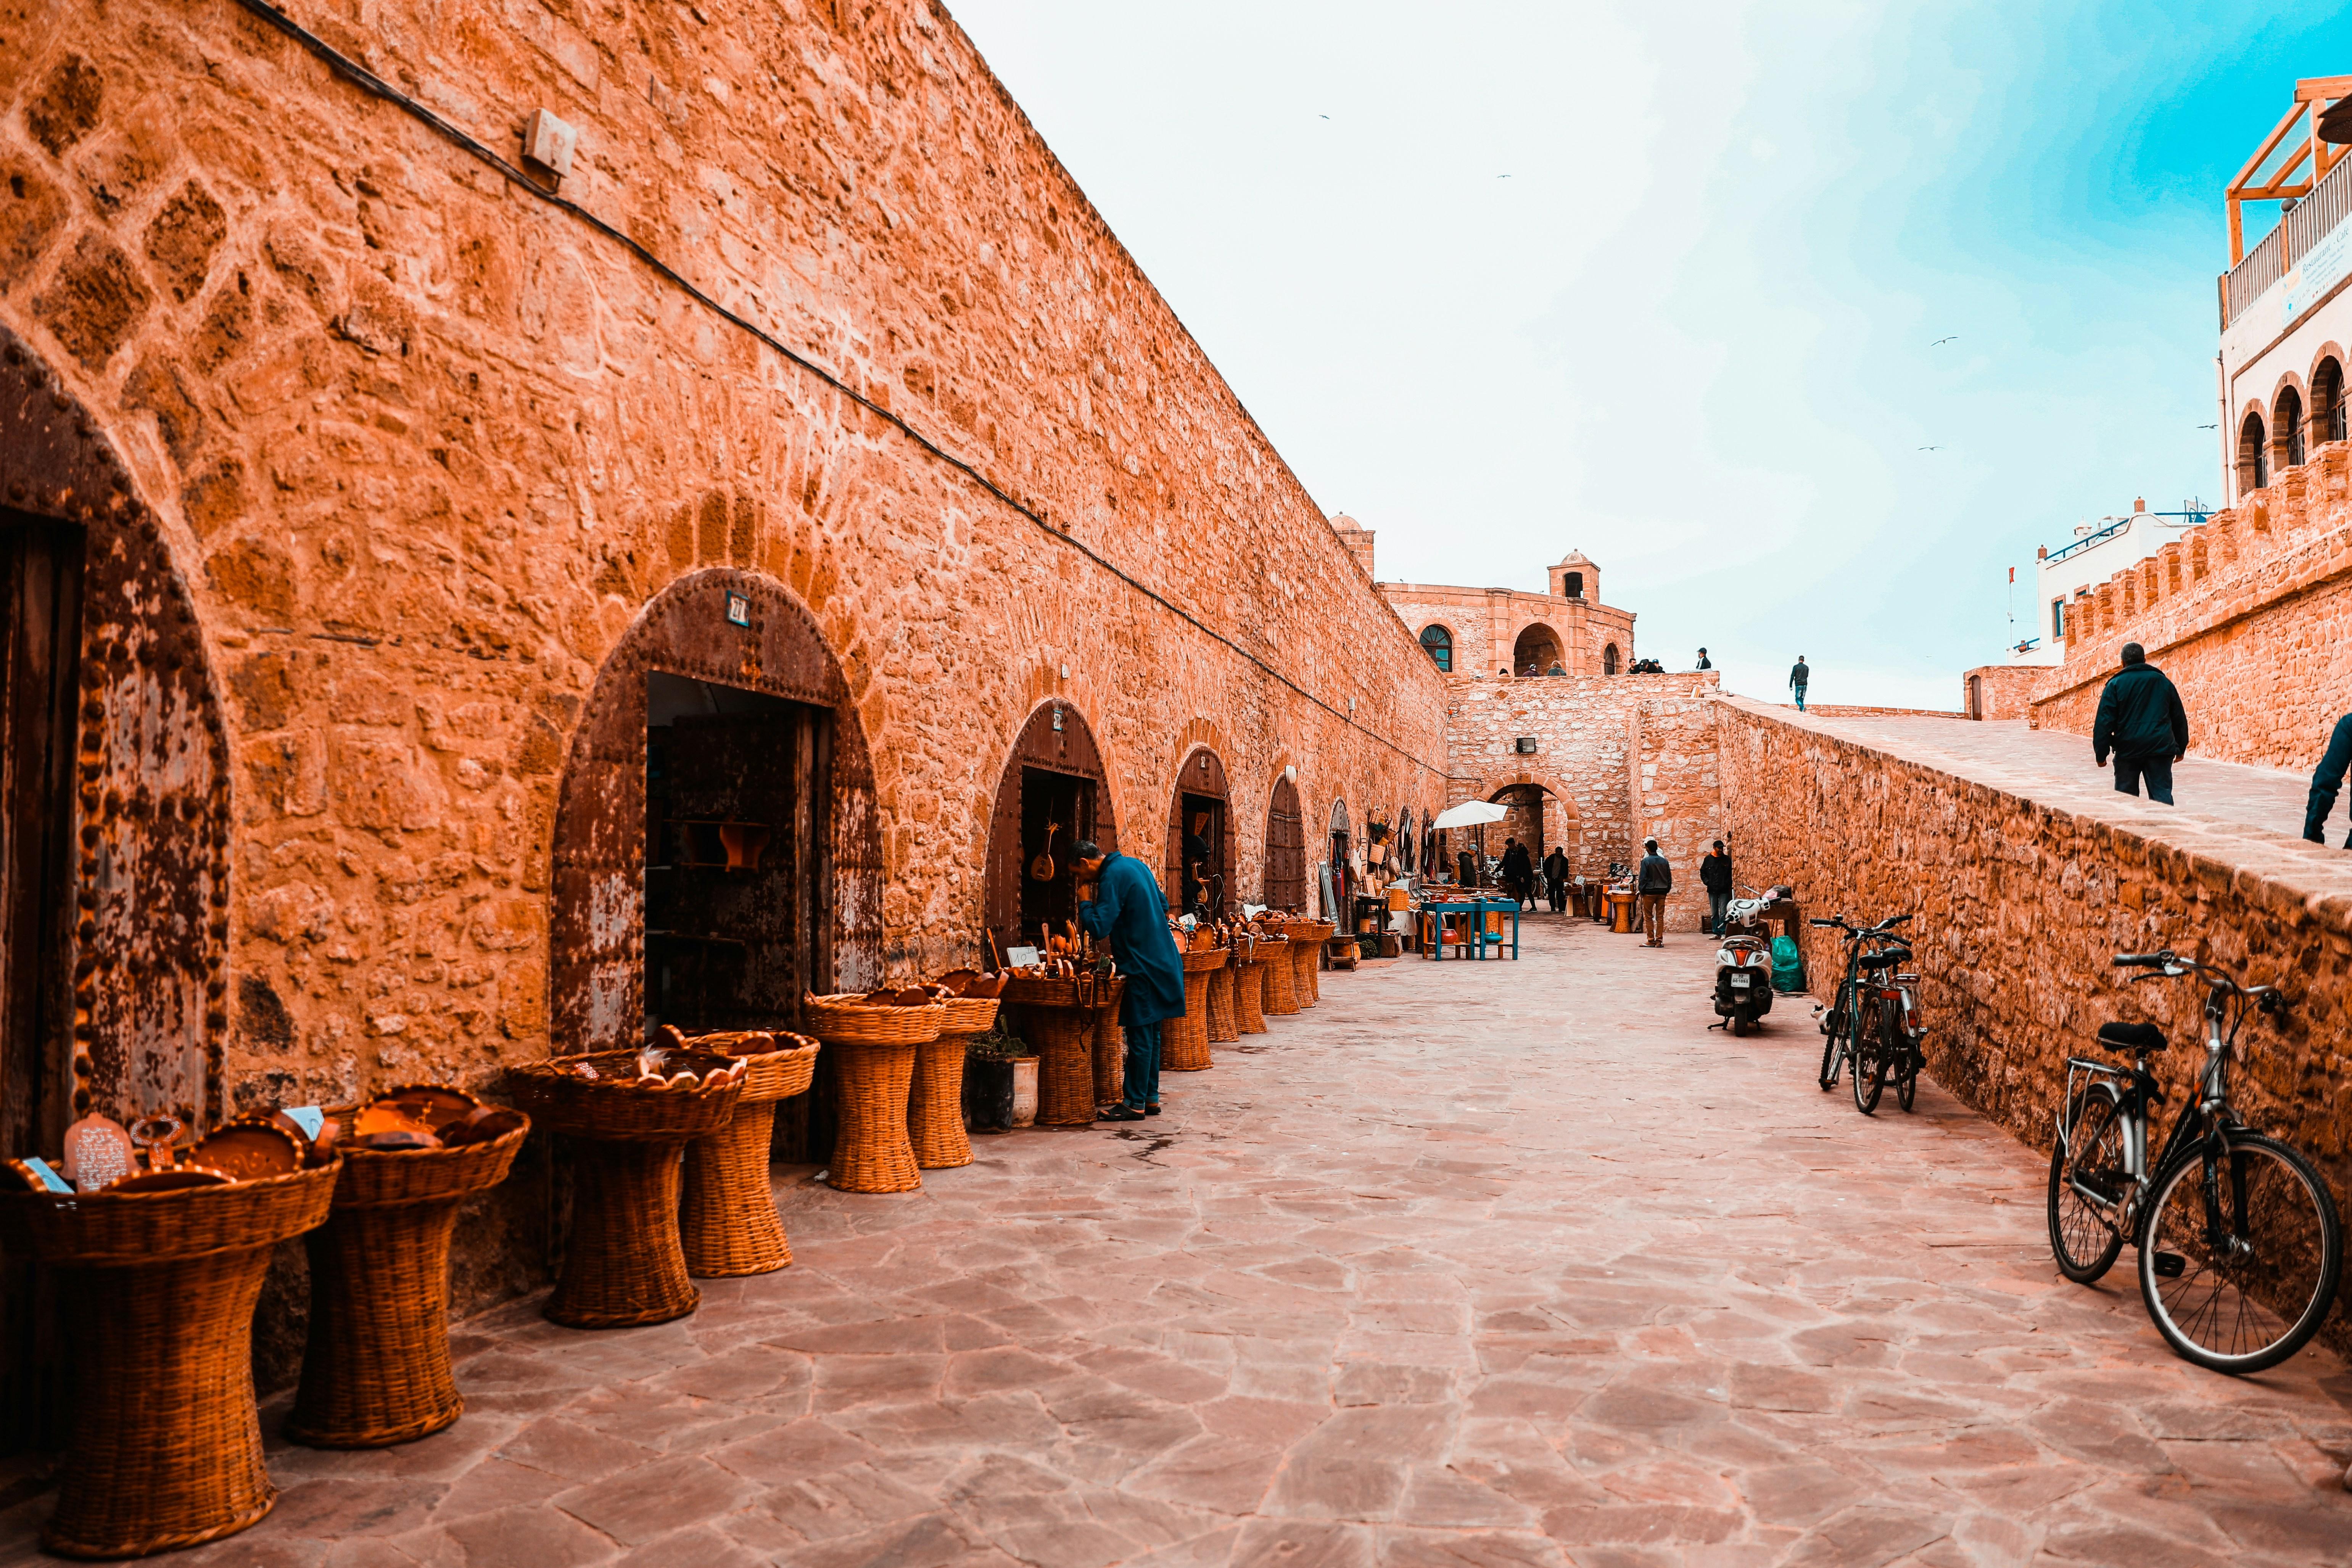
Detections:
[945, 0, 2349, 708]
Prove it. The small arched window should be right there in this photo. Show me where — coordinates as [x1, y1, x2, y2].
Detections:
[1418, 625, 1452, 672]
[1602, 642, 1620, 676]
[2315, 358, 2346, 445]
[2278, 386, 2306, 468]
[2240, 409, 2270, 493]
[1564, 572, 1584, 599]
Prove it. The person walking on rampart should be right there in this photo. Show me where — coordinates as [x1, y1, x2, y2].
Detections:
[1699, 839, 1733, 935]
[1789, 656, 1810, 712]
[1637, 838, 1673, 947]
[2091, 642, 2188, 806]
[2302, 713, 2352, 845]
[1073, 840, 1185, 1122]
[1697, 648, 1712, 670]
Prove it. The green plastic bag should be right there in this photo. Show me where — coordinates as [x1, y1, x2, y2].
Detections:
[1771, 935, 1806, 993]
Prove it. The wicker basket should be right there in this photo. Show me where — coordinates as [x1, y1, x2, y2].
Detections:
[287, 1119, 530, 1449]
[1165, 948, 1226, 1071]
[1262, 937, 1301, 1015]
[1285, 921, 1332, 1005]
[681, 1036, 819, 1278]
[0, 1163, 339, 1559]
[1235, 943, 1277, 1034]
[1009, 1001, 1098, 1127]
[909, 998, 997, 1170]
[803, 993, 945, 1046]
[507, 1058, 746, 1328]
[821, 1040, 920, 1191]
[1090, 1003, 1124, 1107]
[1206, 961, 1238, 1043]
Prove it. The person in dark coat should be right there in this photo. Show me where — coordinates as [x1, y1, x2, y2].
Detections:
[1789, 656, 1809, 712]
[1542, 846, 1570, 911]
[2091, 642, 2188, 805]
[1636, 838, 1673, 947]
[1696, 648, 1712, 670]
[1699, 839, 1734, 935]
[1500, 838, 1535, 910]
[1074, 841, 1185, 1121]
[2303, 715, 2352, 845]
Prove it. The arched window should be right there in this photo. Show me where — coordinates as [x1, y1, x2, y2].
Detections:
[1602, 642, 1620, 675]
[2240, 409, 2269, 493]
[2278, 386, 2306, 468]
[1418, 625, 1452, 672]
[1512, 623, 1562, 675]
[2315, 358, 2346, 446]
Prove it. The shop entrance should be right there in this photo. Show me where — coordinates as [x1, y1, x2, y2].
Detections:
[1264, 774, 1305, 911]
[983, 702, 1117, 960]
[644, 673, 830, 1036]
[1164, 748, 1231, 920]
[1327, 798, 1352, 924]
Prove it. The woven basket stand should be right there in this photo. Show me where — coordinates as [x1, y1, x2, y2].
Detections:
[908, 996, 996, 1170]
[1206, 960, 1238, 1043]
[681, 1037, 819, 1278]
[288, 1120, 531, 1448]
[1164, 948, 1225, 1071]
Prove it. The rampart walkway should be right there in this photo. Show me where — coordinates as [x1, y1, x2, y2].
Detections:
[13, 918, 2342, 1565]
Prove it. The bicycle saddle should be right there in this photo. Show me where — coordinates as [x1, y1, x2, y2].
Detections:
[2096, 1021, 2168, 1053]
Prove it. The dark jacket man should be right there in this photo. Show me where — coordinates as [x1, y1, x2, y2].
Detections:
[2304, 714, 2352, 845]
[1637, 848, 1672, 895]
[1636, 840, 1672, 947]
[1698, 848, 1732, 895]
[2092, 644, 2188, 804]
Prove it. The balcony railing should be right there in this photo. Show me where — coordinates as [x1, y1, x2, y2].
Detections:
[2223, 151, 2352, 328]
[2045, 517, 2131, 565]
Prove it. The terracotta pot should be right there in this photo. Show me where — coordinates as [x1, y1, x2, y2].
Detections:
[1009, 1058, 1038, 1128]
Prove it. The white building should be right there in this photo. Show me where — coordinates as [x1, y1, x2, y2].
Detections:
[2218, 76, 2352, 505]
[2008, 499, 2195, 666]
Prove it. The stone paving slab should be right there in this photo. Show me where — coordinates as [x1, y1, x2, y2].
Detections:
[6, 917, 2348, 1565]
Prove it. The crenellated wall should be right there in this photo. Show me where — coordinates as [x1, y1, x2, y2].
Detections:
[2033, 441, 2352, 770]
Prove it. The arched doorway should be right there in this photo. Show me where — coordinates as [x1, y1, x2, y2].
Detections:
[2241, 409, 2270, 493]
[1513, 623, 1563, 674]
[2314, 357, 2346, 446]
[2278, 386, 2307, 469]
[0, 325, 233, 1449]
[1264, 772, 1306, 910]
[1328, 798, 1352, 925]
[548, 569, 883, 1055]
[982, 700, 1117, 959]
[1602, 642, 1621, 676]
[1166, 746, 1232, 919]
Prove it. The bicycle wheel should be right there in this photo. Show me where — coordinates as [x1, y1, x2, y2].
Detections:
[2139, 1130, 2343, 1373]
[1850, 997, 1885, 1115]
[1818, 987, 1848, 1090]
[1891, 1006, 1919, 1113]
[2047, 1083, 2126, 1284]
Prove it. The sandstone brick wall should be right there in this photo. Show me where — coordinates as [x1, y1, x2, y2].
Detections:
[0, 0, 1451, 1333]
[1442, 671, 1719, 925]
[2034, 441, 2352, 770]
[1381, 583, 1636, 679]
[1960, 665, 2039, 722]
[1714, 695, 2352, 1354]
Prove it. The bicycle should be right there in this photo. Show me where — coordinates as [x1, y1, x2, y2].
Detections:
[2048, 950, 2343, 1373]
[1809, 913, 1914, 1114]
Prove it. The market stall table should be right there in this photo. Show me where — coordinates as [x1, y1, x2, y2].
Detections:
[1418, 897, 1520, 960]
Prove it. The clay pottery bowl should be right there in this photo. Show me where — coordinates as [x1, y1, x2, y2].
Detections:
[108, 1166, 237, 1195]
[193, 1121, 306, 1182]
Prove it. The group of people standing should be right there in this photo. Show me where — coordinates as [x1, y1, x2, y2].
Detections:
[1496, 837, 1574, 911]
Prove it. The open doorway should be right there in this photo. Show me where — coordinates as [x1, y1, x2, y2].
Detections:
[1165, 748, 1232, 920]
[983, 702, 1118, 961]
[643, 672, 831, 1037]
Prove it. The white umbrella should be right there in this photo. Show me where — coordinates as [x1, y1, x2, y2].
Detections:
[1430, 800, 1508, 830]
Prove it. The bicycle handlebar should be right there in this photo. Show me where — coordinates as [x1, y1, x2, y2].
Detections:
[2111, 948, 2291, 1007]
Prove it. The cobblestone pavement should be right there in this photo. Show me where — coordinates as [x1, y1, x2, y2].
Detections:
[1793, 715, 2318, 844]
[9, 918, 2349, 1567]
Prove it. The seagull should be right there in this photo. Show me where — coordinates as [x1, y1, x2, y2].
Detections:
[1918, 445, 1944, 451]
[1319, 114, 1330, 120]
[1930, 335, 1958, 346]
[2197, 423, 2218, 430]
[1498, 174, 1511, 179]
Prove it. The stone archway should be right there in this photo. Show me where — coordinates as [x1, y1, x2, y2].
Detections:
[0, 325, 231, 1140]
[1165, 745, 1232, 918]
[547, 568, 883, 1054]
[981, 698, 1118, 959]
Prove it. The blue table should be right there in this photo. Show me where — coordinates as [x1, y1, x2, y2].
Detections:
[1419, 898, 1520, 960]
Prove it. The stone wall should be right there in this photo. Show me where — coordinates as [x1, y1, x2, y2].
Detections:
[2034, 440, 2352, 770]
[1961, 665, 2039, 722]
[0, 0, 1448, 1328]
[1381, 582, 1636, 679]
[1442, 671, 1720, 925]
[1714, 695, 2352, 1354]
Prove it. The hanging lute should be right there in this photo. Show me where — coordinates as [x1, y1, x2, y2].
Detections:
[1030, 820, 1062, 881]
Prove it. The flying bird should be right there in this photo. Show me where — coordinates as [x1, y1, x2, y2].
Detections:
[1318, 114, 1330, 120]
[2197, 423, 2218, 430]
[1918, 445, 1944, 452]
[1930, 335, 1958, 346]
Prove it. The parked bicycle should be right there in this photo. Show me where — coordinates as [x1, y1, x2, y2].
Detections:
[1809, 913, 1923, 1114]
[2048, 950, 2342, 1373]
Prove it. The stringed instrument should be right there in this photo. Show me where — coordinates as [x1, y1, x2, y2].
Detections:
[1030, 819, 1062, 881]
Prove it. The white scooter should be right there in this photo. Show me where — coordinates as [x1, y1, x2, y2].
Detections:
[1711, 885, 1794, 1037]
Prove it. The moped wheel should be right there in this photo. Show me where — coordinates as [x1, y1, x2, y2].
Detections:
[1850, 1005, 1885, 1115]
[1729, 1014, 1747, 1038]
[2139, 1130, 2342, 1373]
[2047, 1082, 2126, 1284]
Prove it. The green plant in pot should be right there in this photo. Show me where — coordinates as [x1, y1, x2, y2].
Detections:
[963, 1022, 1033, 1133]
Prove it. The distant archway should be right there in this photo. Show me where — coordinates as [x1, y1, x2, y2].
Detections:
[2314, 357, 2346, 446]
[1165, 745, 1232, 919]
[2277, 385, 2307, 469]
[1602, 642, 1621, 676]
[1513, 623, 1563, 674]
[1264, 773, 1306, 910]
[981, 700, 1119, 960]
[1418, 624, 1453, 672]
[2240, 408, 2270, 493]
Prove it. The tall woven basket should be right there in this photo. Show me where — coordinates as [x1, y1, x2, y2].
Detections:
[682, 1035, 819, 1276]
[1004, 974, 1115, 1126]
[910, 995, 998, 1169]
[507, 1057, 746, 1328]
[1235, 941, 1278, 1033]
[1286, 921, 1332, 1005]
[1088, 975, 1127, 1107]
[1206, 960, 1238, 1043]
[1262, 935, 1301, 1015]
[1164, 948, 1227, 1071]
[0, 1163, 340, 1560]
[805, 995, 943, 1192]
[288, 1119, 531, 1449]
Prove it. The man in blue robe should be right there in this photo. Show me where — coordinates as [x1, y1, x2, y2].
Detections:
[1073, 840, 1186, 1122]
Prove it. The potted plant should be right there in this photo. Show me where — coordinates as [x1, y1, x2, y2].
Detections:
[962, 1023, 1035, 1133]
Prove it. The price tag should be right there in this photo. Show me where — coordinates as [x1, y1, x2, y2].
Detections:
[1005, 945, 1040, 968]
[17, 1157, 71, 1194]
[281, 1106, 326, 1139]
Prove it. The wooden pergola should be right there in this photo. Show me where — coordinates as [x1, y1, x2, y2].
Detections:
[2227, 75, 2352, 264]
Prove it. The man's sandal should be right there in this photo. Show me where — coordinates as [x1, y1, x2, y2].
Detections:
[1103, 1105, 1146, 1122]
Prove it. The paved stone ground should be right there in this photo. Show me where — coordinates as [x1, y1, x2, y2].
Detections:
[8, 917, 2350, 1567]
[1795, 716, 2316, 844]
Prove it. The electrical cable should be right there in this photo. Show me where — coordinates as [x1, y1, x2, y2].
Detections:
[223, 0, 1446, 780]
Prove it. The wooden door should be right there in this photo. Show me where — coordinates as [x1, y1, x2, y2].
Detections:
[1265, 775, 1305, 910]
